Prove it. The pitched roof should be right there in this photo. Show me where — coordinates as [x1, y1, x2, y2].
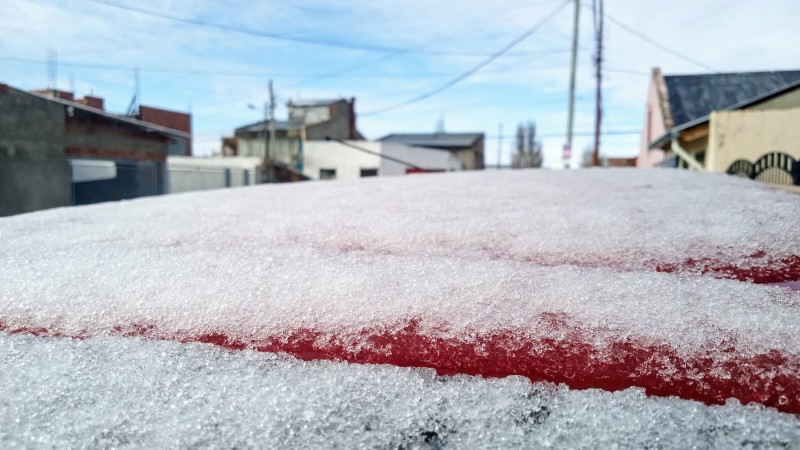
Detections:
[27, 89, 190, 139]
[379, 132, 484, 149]
[664, 70, 800, 127]
[649, 77, 800, 149]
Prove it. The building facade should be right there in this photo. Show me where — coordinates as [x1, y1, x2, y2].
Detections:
[0, 83, 190, 216]
[379, 133, 485, 170]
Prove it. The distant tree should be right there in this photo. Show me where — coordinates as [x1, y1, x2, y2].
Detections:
[580, 144, 596, 168]
[512, 121, 543, 168]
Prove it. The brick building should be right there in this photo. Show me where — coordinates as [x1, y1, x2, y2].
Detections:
[0, 84, 190, 216]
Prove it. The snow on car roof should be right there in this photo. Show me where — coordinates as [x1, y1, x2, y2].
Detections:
[1, 169, 799, 445]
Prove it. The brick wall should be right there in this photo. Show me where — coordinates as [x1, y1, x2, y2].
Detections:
[139, 105, 192, 155]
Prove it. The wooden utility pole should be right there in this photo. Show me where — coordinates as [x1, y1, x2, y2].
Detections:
[565, 0, 580, 169]
[265, 79, 276, 182]
[592, 0, 604, 167]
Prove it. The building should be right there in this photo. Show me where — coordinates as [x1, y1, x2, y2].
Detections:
[379, 133, 485, 170]
[288, 98, 363, 140]
[638, 68, 800, 176]
[0, 83, 190, 216]
[167, 156, 260, 193]
[301, 140, 462, 181]
[136, 105, 192, 156]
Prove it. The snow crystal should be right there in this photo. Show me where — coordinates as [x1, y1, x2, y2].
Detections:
[0, 169, 799, 425]
[0, 333, 798, 449]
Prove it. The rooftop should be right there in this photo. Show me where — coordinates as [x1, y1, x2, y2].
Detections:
[380, 132, 484, 148]
[663, 69, 800, 127]
[24, 87, 190, 139]
[288, 98, 348, 108]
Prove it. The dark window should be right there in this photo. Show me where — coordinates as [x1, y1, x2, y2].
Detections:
[360, 168, 378, 177]
[320, 168, 336, 180]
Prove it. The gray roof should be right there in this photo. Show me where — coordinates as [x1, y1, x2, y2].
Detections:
[379, 133, 484, 149]
[650, 76, 800, 149]
[664, 70, 800, 127]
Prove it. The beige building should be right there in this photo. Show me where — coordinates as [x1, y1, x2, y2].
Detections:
[638, 68, 800, 187]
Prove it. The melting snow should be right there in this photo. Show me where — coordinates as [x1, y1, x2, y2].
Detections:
[1, 169, 799, 445]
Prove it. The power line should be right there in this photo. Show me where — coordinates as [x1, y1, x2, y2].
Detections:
[82, 0, 573, 58]
[487, 129, 639, 139]
[0, 55, 578, 80]
[360, 0, 571, 117]
[325, 137, 423, 169]
[602, 12, 718, 72]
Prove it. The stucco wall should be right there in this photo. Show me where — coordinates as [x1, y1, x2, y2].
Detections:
[751, 88, 800, 111]
[637, 76, 668, 168]
[380, 143, 462, 176]
[707, 108, 800, 173]
[0, 87, 71, 216]
[236, 136, 300, 166]
[302, 140, 381, 180]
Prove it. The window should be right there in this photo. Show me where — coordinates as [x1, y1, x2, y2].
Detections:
[320, 169, 336, 180]
[360, 168, 378, 177]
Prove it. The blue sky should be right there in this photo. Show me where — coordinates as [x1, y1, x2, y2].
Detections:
[2, 0, 798, 167]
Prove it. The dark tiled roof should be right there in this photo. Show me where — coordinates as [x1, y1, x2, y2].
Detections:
[379, 133, 484, 149]
[664, 70, 800, 127]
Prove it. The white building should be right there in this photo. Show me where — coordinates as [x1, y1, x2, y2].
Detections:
[167, 156, 261, 193]
[301, 140, 462, 181]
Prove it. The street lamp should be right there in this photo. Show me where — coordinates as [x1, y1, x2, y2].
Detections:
[248, 102, 270, 182]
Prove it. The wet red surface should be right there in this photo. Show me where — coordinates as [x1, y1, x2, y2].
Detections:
[2, 313, 797, 415]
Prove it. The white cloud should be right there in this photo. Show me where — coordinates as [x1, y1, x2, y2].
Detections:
[2, 0, 797, 161]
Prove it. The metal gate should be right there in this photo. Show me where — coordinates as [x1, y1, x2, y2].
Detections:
[726, 152, 800, 186]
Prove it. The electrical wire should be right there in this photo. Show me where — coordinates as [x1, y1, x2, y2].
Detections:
[360, 0, 571, 117]
[82, 0, 571, 58]
[0, 55, 575, 80]
[325, 137, 423, 169]
[602, 12, 718, 73]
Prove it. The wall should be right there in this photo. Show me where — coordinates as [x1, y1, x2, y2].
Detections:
[707, 108, 800, 173]
[139, 105, 191, 155]
[0, 86, 71, 216]
[304, 100, 356, 140]
[236, 135, 300, 167]
[751, 87, 800, 111]
[302, 140, 381, 180]
[289, 105, 330, 125]
[380, 143, 463, 175]
[64, 112, 169, 162]
[167, 156, 260, 193]
[637, 74, 668, 168]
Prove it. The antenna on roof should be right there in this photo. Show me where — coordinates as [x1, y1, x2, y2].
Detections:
[126, 67, 140, 116]
[435, 114, 445, 134]
[47, 49, 58, 91]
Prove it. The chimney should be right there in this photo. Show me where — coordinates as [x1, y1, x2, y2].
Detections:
[76, 95, 104, 110]
[32, 89, 74, 101]
[349, 97, 356, 139]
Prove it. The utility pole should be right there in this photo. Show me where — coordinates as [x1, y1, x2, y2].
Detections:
[592, 0, 604, 167]
[264, 79, 276, 183]
[497, 123, 503, 169]
[564, 0, 580, 169]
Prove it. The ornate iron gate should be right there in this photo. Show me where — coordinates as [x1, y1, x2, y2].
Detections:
[726, 152, 800, 186]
